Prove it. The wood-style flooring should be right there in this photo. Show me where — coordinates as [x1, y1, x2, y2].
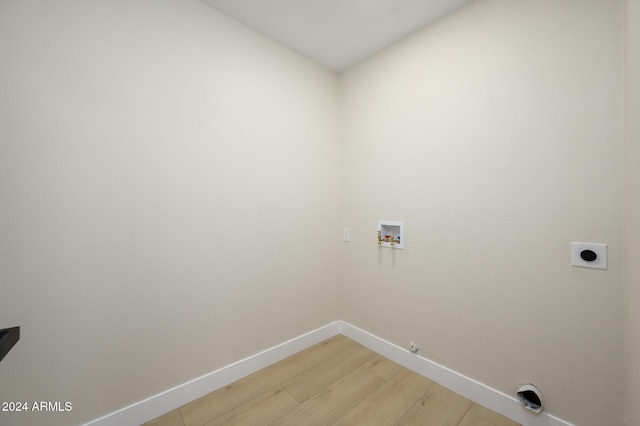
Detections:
[143, 334, 520, 426]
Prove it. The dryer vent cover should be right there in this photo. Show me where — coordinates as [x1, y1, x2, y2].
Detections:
[517, 384, 544, 413]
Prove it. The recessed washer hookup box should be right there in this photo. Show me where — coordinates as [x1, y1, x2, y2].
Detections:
[0, 326, 20, 363]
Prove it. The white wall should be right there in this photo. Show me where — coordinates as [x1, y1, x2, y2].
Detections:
[0, 1, 340, 425]
[339, 1, 624, 425]
[625, 1, 640, 425]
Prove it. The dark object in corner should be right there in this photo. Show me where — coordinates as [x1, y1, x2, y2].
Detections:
[0, 326, 20, 363]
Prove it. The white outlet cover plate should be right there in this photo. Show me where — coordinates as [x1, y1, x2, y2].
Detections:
[571, 242, 607, 269]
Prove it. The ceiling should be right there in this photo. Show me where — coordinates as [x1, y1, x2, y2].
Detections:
[199, 0, 473, 72]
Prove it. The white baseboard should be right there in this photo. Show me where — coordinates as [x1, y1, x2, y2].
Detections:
[83, 321, 341, 426]
[337, 321, 573, 426]
[85, 320, 572, 426]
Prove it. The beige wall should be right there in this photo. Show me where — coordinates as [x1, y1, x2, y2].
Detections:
[625, 1, 640, 425]
[339, 1, 624, 425]
[0, 1, 630, 425]
[0, 1, 340, 425]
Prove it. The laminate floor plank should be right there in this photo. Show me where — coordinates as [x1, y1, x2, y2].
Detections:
[204, 386, 298, 426]
[178, 334, 354, 426]
[458, 411, 495, 426]
[332, 367, 435, 425]
[395, 383, 472, 425]
[143, 335, 521, 426]
[362, 354, 404, 381]
[282, 342, 377, 403]
[467, 403, 521, 426]
[142, 409, 185, 426]
[271, 367, 384, 426]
